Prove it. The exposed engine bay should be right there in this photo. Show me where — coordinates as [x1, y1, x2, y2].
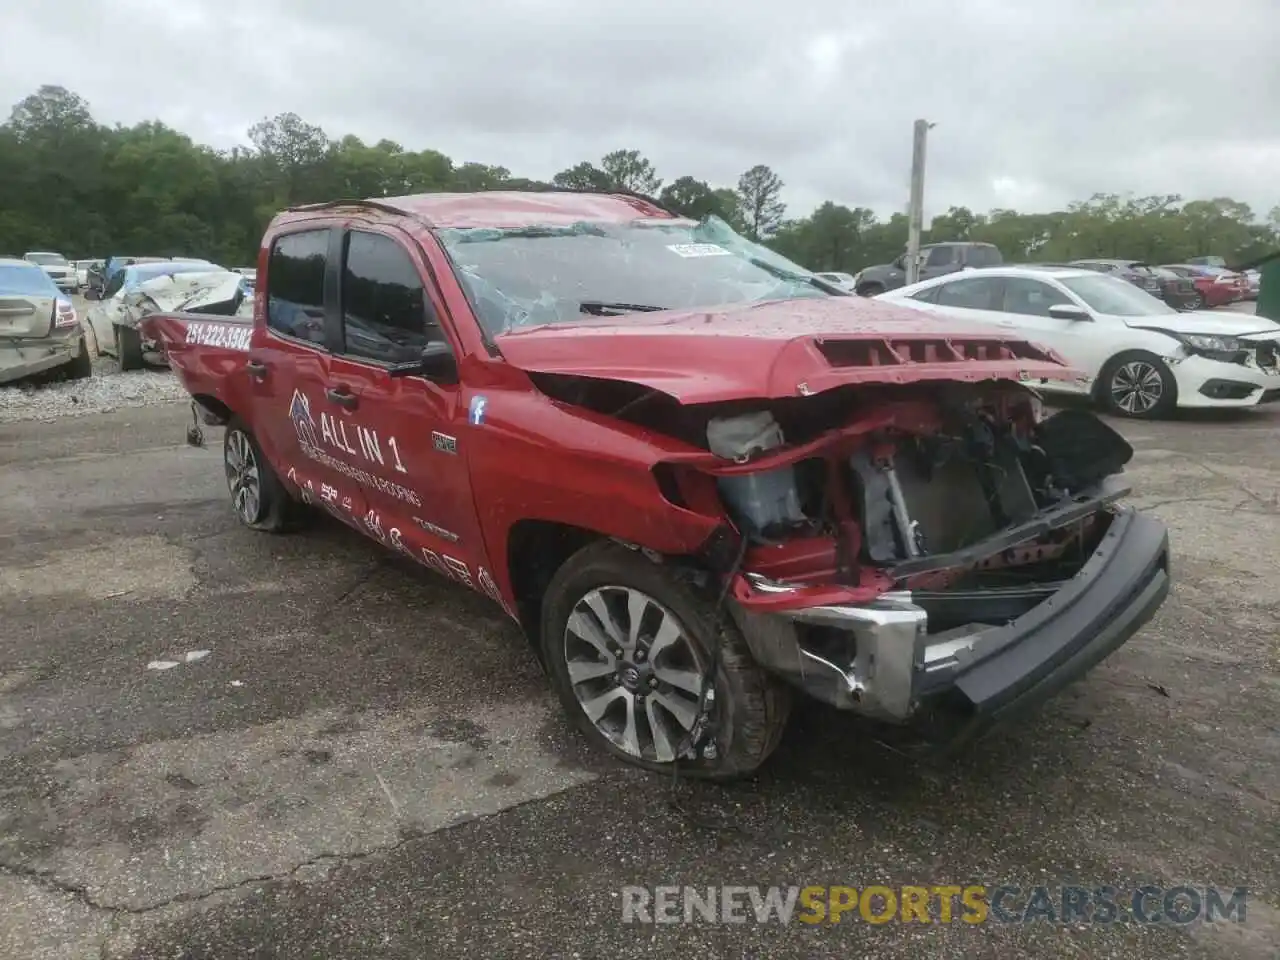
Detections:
[535, 373, 1131, 593]
[533, 373, 1153, 731]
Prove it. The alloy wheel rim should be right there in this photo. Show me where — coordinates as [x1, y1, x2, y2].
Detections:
[1111, 361, 1163, 415]
[563, 586, 707, 763]
[224, 429, 262, 522]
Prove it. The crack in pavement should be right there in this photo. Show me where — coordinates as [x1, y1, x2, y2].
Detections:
[0, 833, 418, 917]
[1189, 458, 1277, 507]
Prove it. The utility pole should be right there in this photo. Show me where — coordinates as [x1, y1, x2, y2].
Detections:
[904, 119, 933, 286]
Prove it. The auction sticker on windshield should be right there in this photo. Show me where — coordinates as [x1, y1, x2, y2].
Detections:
[667, 243, 732, 258]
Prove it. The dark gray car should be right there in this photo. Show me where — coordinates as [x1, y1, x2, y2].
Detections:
[853, 242, 1003, 296]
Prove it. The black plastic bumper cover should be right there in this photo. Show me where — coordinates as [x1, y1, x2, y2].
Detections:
[936, 507, 1170, 746]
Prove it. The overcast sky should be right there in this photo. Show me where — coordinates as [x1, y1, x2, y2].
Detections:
[4, 0, 1277, 221]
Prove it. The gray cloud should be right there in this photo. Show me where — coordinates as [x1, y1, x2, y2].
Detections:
[4, 0, 1278, 220]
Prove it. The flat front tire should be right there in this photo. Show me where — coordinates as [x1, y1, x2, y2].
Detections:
[223, 417, 303, 533]
[540, 541, 791, 780]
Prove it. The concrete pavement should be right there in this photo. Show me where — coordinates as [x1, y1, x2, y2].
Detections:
[0, 400, 1277, 958]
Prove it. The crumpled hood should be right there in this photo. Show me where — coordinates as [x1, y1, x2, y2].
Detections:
[1124, 311, 1280, 341]
[493, 296, 1077, 403]
[127, 271, 245, 315]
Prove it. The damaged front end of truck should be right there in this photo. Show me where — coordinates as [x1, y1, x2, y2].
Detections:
[513, 319, 1172, 748]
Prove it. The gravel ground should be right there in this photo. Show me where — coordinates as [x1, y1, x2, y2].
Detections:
[0, 360, 189, 423]
[0, 293, 190, 423]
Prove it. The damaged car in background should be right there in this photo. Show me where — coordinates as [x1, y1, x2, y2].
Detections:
[141, 190, 1172, 779]
[0, 257, 91, 385]
[85, 260, 251, 370]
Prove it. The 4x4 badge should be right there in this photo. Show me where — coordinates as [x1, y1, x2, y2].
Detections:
[433, 431, 457, 455]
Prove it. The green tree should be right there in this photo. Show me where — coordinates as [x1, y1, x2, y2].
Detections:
[551, 161, 613, 191]
[599, 149, 661, 194]
[1, 84, 1276, 271]
[736, 165, 785, 240]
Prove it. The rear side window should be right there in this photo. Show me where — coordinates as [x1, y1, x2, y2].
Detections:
[965, 245, 1002, 267]
[266, 229, 328, 346]
[339, 231, 440, 365]
[935, 276, 1001, 310]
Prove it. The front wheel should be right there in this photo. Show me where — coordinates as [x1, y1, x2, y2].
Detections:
[223, 417, 304, 533]
[1099, 351, 1178, 419]
[1183, 292, 1204, 311]
[540, 541, 791, 780]
[856, 282, 885, 298]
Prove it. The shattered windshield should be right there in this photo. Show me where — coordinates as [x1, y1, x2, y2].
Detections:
[437, 216, 835, 336]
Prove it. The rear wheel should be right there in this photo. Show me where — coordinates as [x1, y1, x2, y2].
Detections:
[1098, 351, 1178, 419]
[540, 540, 791, 780]
[65, 337, 92, 380]
[115, 324, 144, 371]
[223, 417, 304, 533]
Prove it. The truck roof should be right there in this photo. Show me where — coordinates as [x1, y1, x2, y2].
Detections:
[283, 190, 680, 231]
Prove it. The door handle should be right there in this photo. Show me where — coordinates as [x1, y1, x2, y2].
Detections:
[325, 386, 359, 410]
[245, 359, 268, 379]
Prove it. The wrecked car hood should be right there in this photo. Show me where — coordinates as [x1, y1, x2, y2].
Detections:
[494, 296, 1077, 403]
[1123, 312, 1280, 340]
[125, 271, 247, 322]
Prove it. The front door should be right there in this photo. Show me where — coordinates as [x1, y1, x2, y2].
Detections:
[251, 225, 368, 525]
[989, 277, 1105, 396]
[321, 225, 499, 608]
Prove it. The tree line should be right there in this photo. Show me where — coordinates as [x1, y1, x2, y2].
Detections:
[2, 85, 1276, 273]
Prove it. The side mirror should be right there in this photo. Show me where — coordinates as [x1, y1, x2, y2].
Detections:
[1048, 303, 1092, 321]
[388, 338, 457, 383]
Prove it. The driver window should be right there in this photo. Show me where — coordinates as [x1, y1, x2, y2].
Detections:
[1000, 278, 1072, 317]
[340, 231, 442, 365]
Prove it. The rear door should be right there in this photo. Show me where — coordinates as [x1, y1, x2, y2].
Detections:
[250, 226, 368, 524]
[0, 264, 56, 339]
[322, 225, 497, 602]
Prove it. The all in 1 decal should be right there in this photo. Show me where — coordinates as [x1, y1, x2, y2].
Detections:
[288, 389, 421, 507]
[468, 395, 488, 426]
[666, 243, 731, 258]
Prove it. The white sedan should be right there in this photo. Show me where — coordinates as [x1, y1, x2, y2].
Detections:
[875, 265, 1280, 419]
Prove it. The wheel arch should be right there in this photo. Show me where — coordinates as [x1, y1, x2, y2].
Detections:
[1093, 347, 1180, 411]
[505, 519, 606, 660]
[192, 393, 234, 425]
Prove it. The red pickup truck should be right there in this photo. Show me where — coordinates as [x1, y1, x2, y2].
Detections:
[142, 190, 1171, 779]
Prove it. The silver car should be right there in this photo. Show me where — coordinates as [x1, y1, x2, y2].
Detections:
[0, 258, 91, 385]
[23, 251, 79, 294]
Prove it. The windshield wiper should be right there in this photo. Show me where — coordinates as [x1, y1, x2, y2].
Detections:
[579, 301, 668, 316]
[748, 257, 846, 294]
